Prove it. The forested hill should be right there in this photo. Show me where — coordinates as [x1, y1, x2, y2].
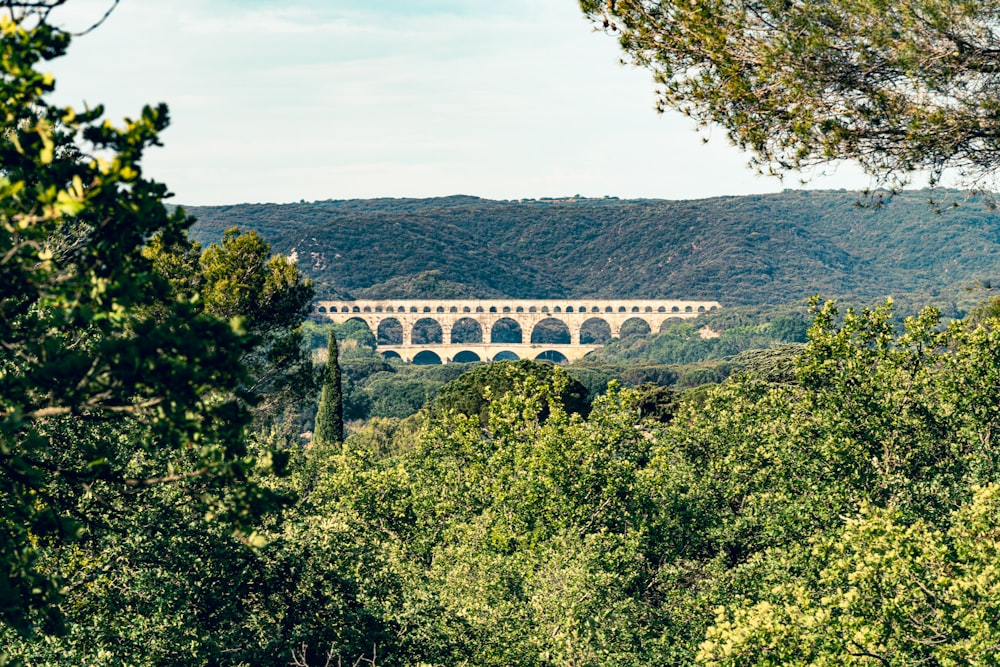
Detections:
[185, 190, 1000, 308]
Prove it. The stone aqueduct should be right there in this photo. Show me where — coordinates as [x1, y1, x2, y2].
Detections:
[314, 299, 722, 363]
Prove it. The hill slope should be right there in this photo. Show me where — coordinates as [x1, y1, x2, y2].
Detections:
[185, 190, 1000, 310]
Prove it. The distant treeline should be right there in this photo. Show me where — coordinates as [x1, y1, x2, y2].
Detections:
[188, 190, 1000, 315]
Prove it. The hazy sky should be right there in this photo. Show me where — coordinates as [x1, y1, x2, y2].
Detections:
[45, 0, 873, 205]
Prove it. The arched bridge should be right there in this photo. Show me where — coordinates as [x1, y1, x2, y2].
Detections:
[313, 298, 722, 363]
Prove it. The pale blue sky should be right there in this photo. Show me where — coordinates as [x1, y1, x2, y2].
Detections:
[45, 0, 872, 205]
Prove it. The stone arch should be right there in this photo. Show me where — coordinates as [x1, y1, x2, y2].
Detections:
[463, 306, 471, 313]
[685, 305, 693, 312]
[631, 306, 640, 313]
[535, 350, 569, 364]
[317, 306, 327, 313]
[381, 350, 402, 361]
[502, 306, 511, 313]
[516, 306, 524, 313]
[605, 306, 613, 313]
[352, 306, 360, 312]
[363, 306, 371, 312]
[580, 317, 612, 344]
[375, 306, 383, 313]
[377, 317, 403, 345]
[645, 306, 653, 312]
[531, 318, 570, 344]
[413, 350, 442, 365]
[659, 317, 685, 332]
[453, 350, 482, 363]
[437, 306, 445, 313]
[412, 318, 443, 344]
[493, 350, 520, 361]
[529, 306, 537, 313]
[566, 306, 574, 313]
[451, 317, 483, 344]
[341, 306, 350, 313]
[423, 306, 431, 313]
[698, 305, 705, 312]
[491, 317, 523, 344]
[410, 306, 418, 313]
[449, 306, 458, 313]
[658, 306, 666, 312]
[489, 306, 497, 313]
[591, 306, 600, 313]
[620, 317, 651, 337]
[386, 306, 395, 313]
[618, 306, 626, 313]
[476, 306, 484, 313]
[672, 306, 680, 313]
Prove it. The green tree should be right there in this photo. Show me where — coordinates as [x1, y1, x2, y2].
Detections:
[581, 0, 1000, 189]
[699, 485, 1000, 666]
[431, 359, 590, 427]
[314, 330, 344, 445]
[0, 3, 284, 639]
[198, 227, 315, 426]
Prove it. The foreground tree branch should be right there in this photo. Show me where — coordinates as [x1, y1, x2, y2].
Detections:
[581, 0, 1000, 190]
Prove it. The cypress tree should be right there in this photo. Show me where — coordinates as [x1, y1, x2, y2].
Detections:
[313, 329, 344, 445]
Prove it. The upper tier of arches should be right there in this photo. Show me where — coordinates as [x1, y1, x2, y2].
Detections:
[314, 299, 721, 348]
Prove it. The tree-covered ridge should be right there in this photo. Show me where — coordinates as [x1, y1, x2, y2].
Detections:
[188, 190, 1000, 312]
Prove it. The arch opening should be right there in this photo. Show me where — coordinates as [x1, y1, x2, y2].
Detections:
[620, 317, 652, 338]
[412, 350, 442, 365]
[451, 317, 483, 344]
[531, 318, 570, 345]
[452, 350, 482, 363]
[493, 350, 520, 361]
[412, 318, 443, 345]
[381, 350, 402, 361]
[491, 317, 523, 344]
[659, 317, 686, 333]
[535, 350, 569, 364]
[377, 317, 403, 345]
[580, 317, 612, 345]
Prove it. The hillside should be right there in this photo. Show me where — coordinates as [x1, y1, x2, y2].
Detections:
[185, 190, 1000, 312]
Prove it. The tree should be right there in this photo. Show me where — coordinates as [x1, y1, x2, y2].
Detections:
[699, 485, 1000, 666]
[200, 227, 315, 426]
[431, 359, 590, 427]
[581, 0, 1000, 190]
[0, 3, 285, 637]
[314, 330, 344, 445]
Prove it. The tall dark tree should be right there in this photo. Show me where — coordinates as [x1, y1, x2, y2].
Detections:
[314, 331, 344, 445]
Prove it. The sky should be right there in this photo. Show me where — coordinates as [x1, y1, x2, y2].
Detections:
[44, 0, 875, 206]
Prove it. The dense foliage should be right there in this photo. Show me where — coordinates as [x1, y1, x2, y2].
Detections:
[0, 7, 292, 640]
[11, 2, 1000, 664]
[17, 302, 993, 664]
[281, 301, 1000, 665]
[187, 191, 1000, 312]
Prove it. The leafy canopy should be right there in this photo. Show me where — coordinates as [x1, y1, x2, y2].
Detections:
[582, 0, 1000, 190]
[0, 3, 285, 636]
